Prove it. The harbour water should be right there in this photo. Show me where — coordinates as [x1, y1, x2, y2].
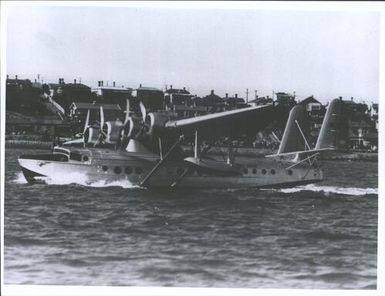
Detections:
[4, 148, 378, 289]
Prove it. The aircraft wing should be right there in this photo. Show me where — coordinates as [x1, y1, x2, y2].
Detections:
[164, 103, 277, 138]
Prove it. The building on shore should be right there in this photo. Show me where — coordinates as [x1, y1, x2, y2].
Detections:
[223, 93, 248, 110]
[6, 75, 47, 115]
[131, 85, 164, 112]
[92, 81, 132, 110]
[342, 98, 378, 151]
[297, 96, 326, 147]
[45, 78, 92, 112]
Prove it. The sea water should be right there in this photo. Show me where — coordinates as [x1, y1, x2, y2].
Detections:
[4, 149, 378, 288]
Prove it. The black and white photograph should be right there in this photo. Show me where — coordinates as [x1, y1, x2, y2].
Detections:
[1, 1, 383, 295]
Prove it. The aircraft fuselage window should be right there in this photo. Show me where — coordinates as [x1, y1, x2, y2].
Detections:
[243, 168, 248, 174]
[252, 168, 257, 174]
[271, 169, 276, 175]
[287, 169, 293, 175]
[102, 165, 108, 172]
[135, 167, 143, 175]
[262, 169, 267, 175]
[125, 166, 132, 175]
[83, 156, 89, 162]
[114, 166, 122, 174]
[70, 152, 82, 161]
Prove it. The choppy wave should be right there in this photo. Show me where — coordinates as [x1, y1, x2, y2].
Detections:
[277, 184, 378, 196]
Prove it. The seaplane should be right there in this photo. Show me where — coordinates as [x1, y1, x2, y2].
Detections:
[18, 97, 344, 188]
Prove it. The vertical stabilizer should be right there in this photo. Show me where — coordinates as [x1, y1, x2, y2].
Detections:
[315, 99, 349, 150]
[276, 105, 310, 155]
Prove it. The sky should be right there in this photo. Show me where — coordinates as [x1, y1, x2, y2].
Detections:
[5, 4, 380, 103]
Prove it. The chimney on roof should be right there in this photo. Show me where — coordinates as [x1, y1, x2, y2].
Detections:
[34, 79, 37, 83]
[113, 81, 116, 87]
[183, 87, 186, 91]
[170, 85, 173, 89]
[74, 79, 77, 84]
[7, 74, 9, 79]
[59, 78, 64, 85]
[235, 94, 238, 99]
[339, 96, 342, 101]
[15, 75, 18, 80]
[211, 90, 214, 95]
[101, 81, 104, 87]
[351, 97, 354, 102]
[225, 93, 228, 98]
[139, 83, 142, 88]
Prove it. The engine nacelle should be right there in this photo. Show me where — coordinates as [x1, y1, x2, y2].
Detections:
[145, 111, 179, 137]
[102, 121, 124, 144]
[84, 127, 100, 145]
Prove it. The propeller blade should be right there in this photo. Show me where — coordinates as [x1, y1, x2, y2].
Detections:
[139, 101, 146, 123]
[100, 105, 105, 128]
[83, 109, 90, 133]
[125, 98, 130, 124]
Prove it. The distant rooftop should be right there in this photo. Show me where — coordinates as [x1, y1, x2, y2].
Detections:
[136, 86, 163, 92]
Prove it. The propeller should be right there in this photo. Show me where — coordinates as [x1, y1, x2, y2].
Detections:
[93, 106, 107, 147]
[83, 109, 90, 134]
[124, 98, 130, 124]
[139, 101, 147, 123]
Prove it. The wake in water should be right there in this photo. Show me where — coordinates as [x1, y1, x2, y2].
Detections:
[12, 172, 377, 195]
[12, 172, 142, 189]
[277, 184, 378, 196]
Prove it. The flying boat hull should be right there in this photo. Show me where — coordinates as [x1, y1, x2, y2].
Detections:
[18, 146, 323, 189]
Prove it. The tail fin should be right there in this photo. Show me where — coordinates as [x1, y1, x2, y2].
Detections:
[315, 98, 349, 150]
[267, 98, 348, 159]
[275, 104, 311, 155]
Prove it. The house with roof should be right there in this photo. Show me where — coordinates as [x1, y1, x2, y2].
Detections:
[223, 93, 248, 110]
[342, 98, 378, 150]
[297, 96, 326, 147]
[92, 81, 132, 110]
[164, 86, 198, 117]
[131, 85, 164, 112]
[46, 78, 92, 112]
